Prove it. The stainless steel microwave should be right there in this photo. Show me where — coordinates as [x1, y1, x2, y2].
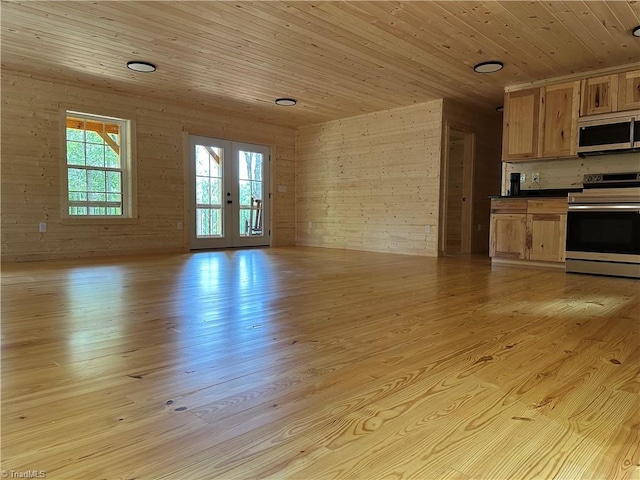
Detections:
[577, 110, 640, 156]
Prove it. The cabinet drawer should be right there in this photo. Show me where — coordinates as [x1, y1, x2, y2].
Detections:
[527, 198, 568, 214]
[491, 199, 527, 214]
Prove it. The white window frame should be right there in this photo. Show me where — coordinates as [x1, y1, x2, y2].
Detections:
[61, 110, 137, 221]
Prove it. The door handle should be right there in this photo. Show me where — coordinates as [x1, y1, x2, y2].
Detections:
[227, 200, 233, 204]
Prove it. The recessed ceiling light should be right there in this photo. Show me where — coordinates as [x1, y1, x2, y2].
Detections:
[275, 98, 297, 106]
[496, 106, 504, 113]
[127, 61, 156, 73]
[473, 61, 504, 73]
[633, 25, 640, 37]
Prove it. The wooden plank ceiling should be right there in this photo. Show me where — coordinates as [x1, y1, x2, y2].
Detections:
[2, 1, 639, 128]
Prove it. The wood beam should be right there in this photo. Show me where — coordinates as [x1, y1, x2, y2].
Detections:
[66, 118, 119, 135]
[66, 118, 120, 155]
[97, 132, 120, 155]
[204, 146, 221, 165]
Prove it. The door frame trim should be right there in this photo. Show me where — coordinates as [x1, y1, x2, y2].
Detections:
[187, 135, 271, 250]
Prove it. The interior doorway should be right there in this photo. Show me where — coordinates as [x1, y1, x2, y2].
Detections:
[441, 123, 475, 256]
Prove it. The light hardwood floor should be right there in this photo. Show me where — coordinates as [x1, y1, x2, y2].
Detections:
[2, 247, 638, 480]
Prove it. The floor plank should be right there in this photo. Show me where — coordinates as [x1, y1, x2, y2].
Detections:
[1, 247, 638, 479]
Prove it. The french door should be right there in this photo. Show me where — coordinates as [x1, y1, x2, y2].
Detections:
[189, 135, 270, 249]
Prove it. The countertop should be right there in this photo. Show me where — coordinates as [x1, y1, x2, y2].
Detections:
[490, 188, 581, 199]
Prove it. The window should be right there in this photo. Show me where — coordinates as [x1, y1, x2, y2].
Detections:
[64, 111, 134, 217]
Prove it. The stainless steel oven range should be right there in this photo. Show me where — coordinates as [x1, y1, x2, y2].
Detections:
[566, 172, 640, 279]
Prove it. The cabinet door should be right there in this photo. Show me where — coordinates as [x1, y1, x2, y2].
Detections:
[617, 70, 640, 111]
[526, 213, 567, 263]
[490, 214, 527, 259]
[580, 75, 617, 116]
[539, 81, 580, 158]
[502, 88, 540, 161]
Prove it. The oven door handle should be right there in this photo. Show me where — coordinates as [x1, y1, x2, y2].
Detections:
[568, 204, 640, 212]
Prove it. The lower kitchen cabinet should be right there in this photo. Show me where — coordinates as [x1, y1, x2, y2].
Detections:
[527, 214, 567, 263]
[490, 214, 527, 260]
[490, 198, 567, 265]
[490, 214, 527, 259]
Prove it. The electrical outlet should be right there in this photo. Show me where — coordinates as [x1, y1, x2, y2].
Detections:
[520, 173, 526, 183]
[177, 221, 183, 230]
[425, 225, 431, 234]
[533, 172, 540, 183]
[39, 222, 47, 233]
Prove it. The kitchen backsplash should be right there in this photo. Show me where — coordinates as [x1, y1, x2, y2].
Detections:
[503, 152, 640, 194]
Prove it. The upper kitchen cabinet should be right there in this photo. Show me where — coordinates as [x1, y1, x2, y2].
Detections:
[502, 88, 540, 161]
[618, 70, 640, 111]
[580, 75, 617, 116]
[539, 81, 580, 158]
[579, 69, 640, 116]
[502, 81, 579, 161]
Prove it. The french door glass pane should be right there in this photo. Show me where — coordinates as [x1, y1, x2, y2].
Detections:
[196, 177, 209, 204]
[239, 180, 252, 207]
[251, 181, 262, 200]
[237, 150, 264, 237]
[239, 209, 251, 237]
[195, 144, 223, 238]
[197, 208, 222, 237]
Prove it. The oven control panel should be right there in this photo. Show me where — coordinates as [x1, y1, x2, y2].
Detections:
[583, 172, 640, 189]
[584, 175, 603, 183]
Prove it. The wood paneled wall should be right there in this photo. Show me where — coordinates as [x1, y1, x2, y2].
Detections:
[296, 101, 443, 256]
[1, 71, 296, 262]
[442, 100, 503, 253]
[503, 152, 640, 192]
